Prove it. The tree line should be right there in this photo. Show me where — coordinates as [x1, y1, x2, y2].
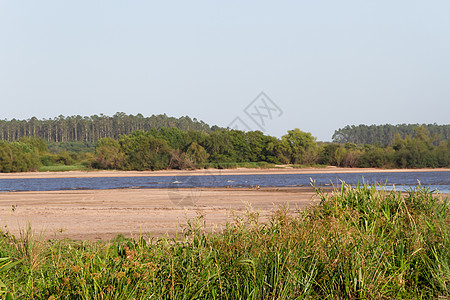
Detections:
[0, 113, 218, 143]
[4, 113, 448, 148]
[0, 126, 448, 173]
[91, 128, 319, 170]
[333, 124, 450, 145]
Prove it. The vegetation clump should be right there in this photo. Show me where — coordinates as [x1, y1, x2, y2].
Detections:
[0, 184, 448, 299]
[333, 123, 449, 145]
[0, 115, 449, 172]
[2, 124, 449, 173]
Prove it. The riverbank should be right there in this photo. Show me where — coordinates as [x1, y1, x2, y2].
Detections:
[1, 166, 449, 179]
[0, 187, 323, 240]
[1, 184, 448, 299]
[1, 167, 448, 240]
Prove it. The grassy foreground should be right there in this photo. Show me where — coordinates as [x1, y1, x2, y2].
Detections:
[0, 184, 449, 299]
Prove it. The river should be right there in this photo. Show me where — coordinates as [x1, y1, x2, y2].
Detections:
[0, 171, 449, 193]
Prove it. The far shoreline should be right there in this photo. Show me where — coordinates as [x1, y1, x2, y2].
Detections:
[0, 166, 449, 179]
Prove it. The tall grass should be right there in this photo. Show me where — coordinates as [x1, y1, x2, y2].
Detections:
[38, 164, 88, 172]
[0, 183, 448, 299]
[203, 162, 276, 169]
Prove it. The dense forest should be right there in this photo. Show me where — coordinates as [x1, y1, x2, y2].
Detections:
[3, 114, 448, 148]
[0, 114, 448, 172]
[0, 113, 218, 143]
[333, 124, 450, 145]
[0, 125, 448, 173]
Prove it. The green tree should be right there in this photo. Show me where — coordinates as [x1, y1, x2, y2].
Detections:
[0, 141, 40, 172]
[94, 138, 125, 169]
[120, 133, 172, 171]
[205, 131, 235, 162]
[282, 129, 318, 164]
[186, 142, 209, 167]
[0, 142, 13, 172]
[319, 143, 341, 166]
[358, 146, 394, 168]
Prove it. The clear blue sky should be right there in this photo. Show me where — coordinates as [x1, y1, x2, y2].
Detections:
[1, 1, 449, 141]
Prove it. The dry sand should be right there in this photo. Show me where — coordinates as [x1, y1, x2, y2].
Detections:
[0, 167, 448, 240]
[0, 166, 448, 179]
[0, 187, 321, 240]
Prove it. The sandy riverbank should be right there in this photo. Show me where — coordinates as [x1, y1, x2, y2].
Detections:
[1, 167, 448, 240]
[0, 187, 323, 240]
[0, 167, 448, 179]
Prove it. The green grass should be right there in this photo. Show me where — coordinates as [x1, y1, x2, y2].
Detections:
[38, 165, 88, 172]
[203, 162, 276, 169]
[291, 163, 328, 169]
[0, 184, 448, 299]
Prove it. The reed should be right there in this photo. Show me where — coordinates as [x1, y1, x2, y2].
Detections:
[0, 183, 448, 299]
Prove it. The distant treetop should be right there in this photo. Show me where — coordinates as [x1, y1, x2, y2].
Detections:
[332, 124, 450, 145]
[0, 113, 222, 142]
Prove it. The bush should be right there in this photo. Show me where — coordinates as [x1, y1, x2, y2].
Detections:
[0, 141, 41, 172]
[0, 184, 448, 298]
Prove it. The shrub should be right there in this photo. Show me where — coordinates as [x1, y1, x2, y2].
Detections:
[1, 184, 448, 298]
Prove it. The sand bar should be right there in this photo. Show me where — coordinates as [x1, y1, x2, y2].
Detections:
[0, 167, 448, 179]
[1, 167, 448, 240]
[0, 187, 323, 240]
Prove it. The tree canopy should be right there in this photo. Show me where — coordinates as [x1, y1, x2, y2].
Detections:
[333, 124, 449, 145]
[0, 117, 449, 172]
[0, 113, 219, 143]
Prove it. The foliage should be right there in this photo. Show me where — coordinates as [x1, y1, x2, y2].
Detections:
[319, 127, 450, 169]
[0, 113, 218, 143]
[0, 139, 42, 172]
[47, 141, 95, 154]
[37, 165, 88, 172]
[93, 138, 125, 170]
[333, 123, 449, 145]
[282, 129, 318, 164]
[0, 185, 448, 298]
[119, 132, 172, 171]
[1, 122, 449, 173]
[88, 128, 321, 171]
[186, 142, 209, 167]
[0, 257, 19, 300]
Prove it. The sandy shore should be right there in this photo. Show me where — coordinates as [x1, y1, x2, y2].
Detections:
[1, 167, 448, 240]
[0, 187, 323, 240]
[0, 167, 448, 179]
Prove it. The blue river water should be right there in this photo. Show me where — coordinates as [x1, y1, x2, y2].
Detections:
[0, 171, 449, 194]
